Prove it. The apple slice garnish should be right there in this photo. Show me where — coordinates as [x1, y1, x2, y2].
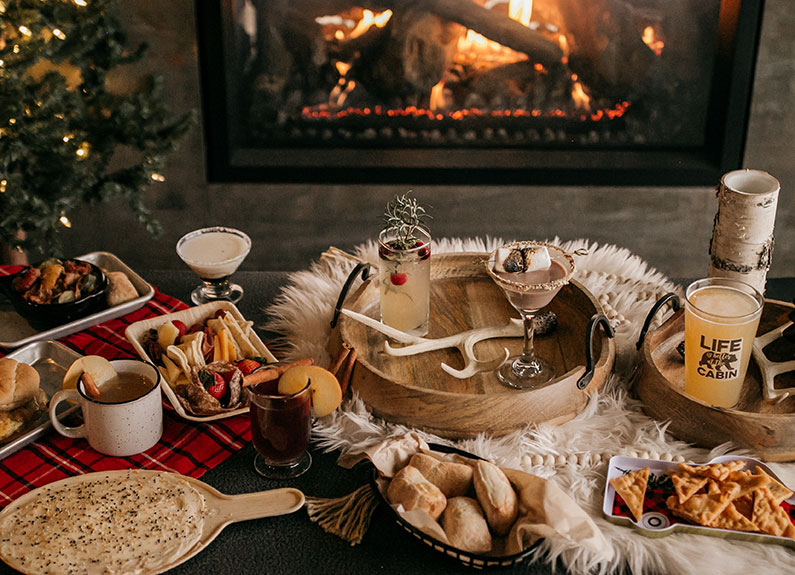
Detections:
[277, 365, 342, 418]
[62, 355, 117, 391]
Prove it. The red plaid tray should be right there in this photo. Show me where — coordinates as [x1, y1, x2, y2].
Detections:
[0, 266, 252, 508]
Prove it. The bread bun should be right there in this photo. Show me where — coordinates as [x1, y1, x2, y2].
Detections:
[387, 465, 447, 520]
[441, 497, 492, 554]
[0, 358, 41, 411]
[409, 453, 473, 497]
[105, 271, 138, 307]
[473, 460, 519, 536]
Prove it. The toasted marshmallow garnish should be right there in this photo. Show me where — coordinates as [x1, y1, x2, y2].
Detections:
[494, 245, 551, 273]
[522, 246, 552, 272]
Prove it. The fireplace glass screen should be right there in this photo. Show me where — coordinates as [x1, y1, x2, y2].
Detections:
[196, 0, 763, 184]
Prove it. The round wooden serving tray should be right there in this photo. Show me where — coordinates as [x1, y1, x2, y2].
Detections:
[636, 299, 795, 461]
[338, 253, 614, 438]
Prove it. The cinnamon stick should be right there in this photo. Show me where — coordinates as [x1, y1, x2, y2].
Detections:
[329, 343, 352, 378]
[338, 347, 357, 395]
[81, 372, 102, 398]
[242, 357, 314, 387]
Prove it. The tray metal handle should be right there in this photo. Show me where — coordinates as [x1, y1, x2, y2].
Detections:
[330, 263, 373, 328]
[577, 314, 615, 390]
[635, 293, 681, 351]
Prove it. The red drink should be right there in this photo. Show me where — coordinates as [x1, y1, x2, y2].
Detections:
[248, 380, 312, 468]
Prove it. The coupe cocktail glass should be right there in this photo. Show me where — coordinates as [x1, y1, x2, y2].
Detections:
[176, 226, 251, 305]
[486, 242, 575, 390]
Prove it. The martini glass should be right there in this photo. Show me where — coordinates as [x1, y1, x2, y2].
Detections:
[176, 227, 251, 305]
[486, 242, 575, 390]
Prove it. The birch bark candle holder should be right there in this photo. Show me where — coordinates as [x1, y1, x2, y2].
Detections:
[709, 169, 780, 294]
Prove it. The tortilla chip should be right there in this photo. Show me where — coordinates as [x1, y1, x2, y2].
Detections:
[666, 484, 738, 525]
[678, 461, 747, 482]
[610, 467, 649, 522]
[706, 479, 722, 495]
[708, 501, 758, 532]
[755, 466, 794, 505]
[670, 471, 707, 504]
[752, 487, 795, 538]
[733, 494, 754, 520]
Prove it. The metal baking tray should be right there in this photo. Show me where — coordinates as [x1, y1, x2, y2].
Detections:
[0, 251, 154, 350]
[0, 341, 82, 460]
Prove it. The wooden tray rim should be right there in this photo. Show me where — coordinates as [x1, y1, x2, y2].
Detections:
[641, 298, 795, 419]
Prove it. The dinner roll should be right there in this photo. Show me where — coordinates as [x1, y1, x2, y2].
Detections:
[387, 465, 447, 520]
[441, 497, 492, 554]
[409, 453, 473, 497]
[473, 460, 519, 536]
[0, 358, 41, 411]
[105, 271, 138, 306]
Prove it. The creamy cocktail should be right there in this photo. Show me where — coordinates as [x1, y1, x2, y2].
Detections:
[684, 278, 763, 407]
[487, 242, 574, 389]
[176, 227, 251, 305]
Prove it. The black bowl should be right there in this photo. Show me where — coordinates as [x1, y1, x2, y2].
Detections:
[370, 443, 540, 570]
[0, 259, 108, 328]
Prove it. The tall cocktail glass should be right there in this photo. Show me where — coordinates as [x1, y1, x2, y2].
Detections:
[486, 242, 575, 389]
[176, 226, 251, 305]
[247, 379, 312, 479]
[378, 227, 431, 336]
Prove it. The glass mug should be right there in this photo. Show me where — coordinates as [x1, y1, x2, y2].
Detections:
[684, 278, 763, 408]
[248, 379, 312, 479]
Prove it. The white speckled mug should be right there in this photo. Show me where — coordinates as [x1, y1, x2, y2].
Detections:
[49, 359, 163, 456]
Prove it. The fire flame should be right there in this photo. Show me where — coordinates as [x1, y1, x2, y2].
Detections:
[570, 75, 590, 112]
[349, 9, 392, 39]
[430, 80, 446, 112]
[456, 0, 535, 64]
[642, 26, 664, 56]
[509, 0, 533, 27]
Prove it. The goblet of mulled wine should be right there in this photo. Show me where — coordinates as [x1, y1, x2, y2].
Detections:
[176, 227, 251, 305]
[486, 242, 575, 390]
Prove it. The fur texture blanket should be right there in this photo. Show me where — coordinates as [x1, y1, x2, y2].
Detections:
[264, 238, 795, 575]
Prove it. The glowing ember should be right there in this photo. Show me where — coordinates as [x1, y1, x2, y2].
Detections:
[349, 9, 392, 39]
[642, 26, 664, 56]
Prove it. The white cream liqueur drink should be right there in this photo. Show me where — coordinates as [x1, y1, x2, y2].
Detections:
[177, 229, 250, 279]
[684, 281, 763, 408]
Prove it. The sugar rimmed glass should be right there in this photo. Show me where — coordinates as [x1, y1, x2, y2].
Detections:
[486, 242, 575, 390]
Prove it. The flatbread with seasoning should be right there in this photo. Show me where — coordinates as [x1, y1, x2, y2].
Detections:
[665, 485, 738, 526]
[610, 467, 649, 522]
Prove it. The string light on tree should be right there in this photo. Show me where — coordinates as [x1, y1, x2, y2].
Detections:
[0, 0, 195, 257]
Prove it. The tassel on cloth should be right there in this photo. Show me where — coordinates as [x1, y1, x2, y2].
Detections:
[305, 483, 379, 545]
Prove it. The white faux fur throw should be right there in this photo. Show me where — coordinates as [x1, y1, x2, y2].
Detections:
[264, 238, 795, 575]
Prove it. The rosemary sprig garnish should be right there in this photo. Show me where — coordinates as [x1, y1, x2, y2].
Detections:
[382, 191, 431, 249]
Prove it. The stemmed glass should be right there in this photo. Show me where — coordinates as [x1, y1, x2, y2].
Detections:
[486, 242, 575, 389]
[176, 227, 251, 305]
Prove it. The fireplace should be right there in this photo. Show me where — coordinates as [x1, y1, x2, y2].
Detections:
[195, 0, 765, 185]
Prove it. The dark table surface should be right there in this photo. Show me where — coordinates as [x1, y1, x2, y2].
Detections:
[1, 271, 792, 575]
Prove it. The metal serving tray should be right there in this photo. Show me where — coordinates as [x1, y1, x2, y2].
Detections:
[0, 341, 82, 460]
[0, 251, 154, 350]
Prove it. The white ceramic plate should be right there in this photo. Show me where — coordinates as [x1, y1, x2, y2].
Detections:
[125, 301, 277, 422]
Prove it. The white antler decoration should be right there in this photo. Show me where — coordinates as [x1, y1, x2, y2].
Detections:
[340, 309, 522, 378]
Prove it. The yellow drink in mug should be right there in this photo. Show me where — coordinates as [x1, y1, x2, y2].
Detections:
[684, 278, 763, 408]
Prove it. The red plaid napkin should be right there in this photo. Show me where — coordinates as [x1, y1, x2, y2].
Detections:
[0, 266, 252, 508]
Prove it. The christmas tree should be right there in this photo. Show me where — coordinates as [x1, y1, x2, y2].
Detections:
[0, 0, 194, 257]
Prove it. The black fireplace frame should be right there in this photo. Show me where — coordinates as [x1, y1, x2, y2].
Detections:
[195, 0, 765, 186]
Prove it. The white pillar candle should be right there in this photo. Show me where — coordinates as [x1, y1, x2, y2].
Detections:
[708, 169, 779, 295]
